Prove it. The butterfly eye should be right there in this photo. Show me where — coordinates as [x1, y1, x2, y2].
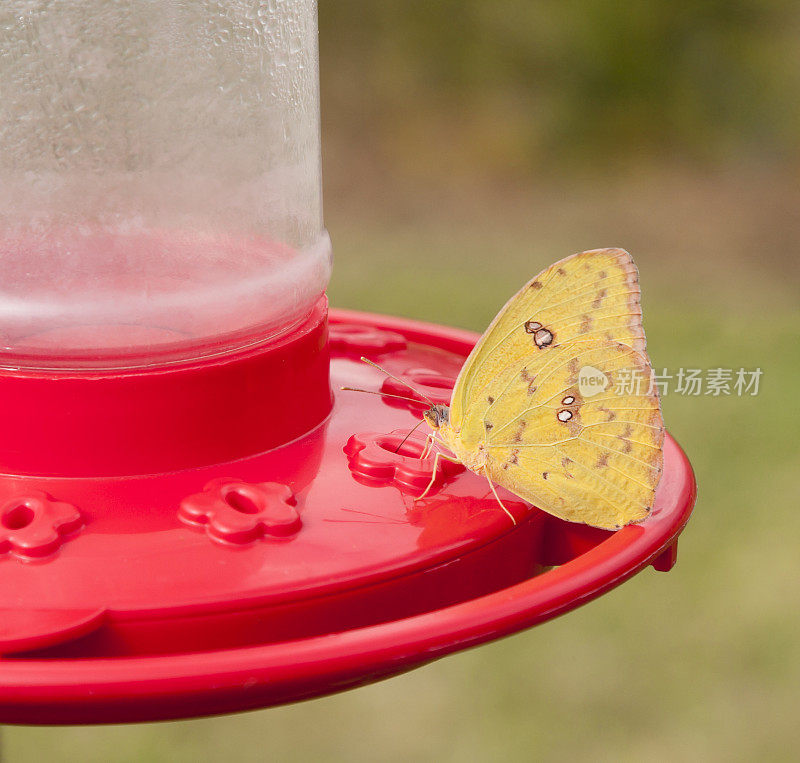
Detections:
[557, 409, 573, 422]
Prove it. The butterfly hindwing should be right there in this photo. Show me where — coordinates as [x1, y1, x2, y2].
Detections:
[450, 248, 644, 429]
[467, 340, 664, 529]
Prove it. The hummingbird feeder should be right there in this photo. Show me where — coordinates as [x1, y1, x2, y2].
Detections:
[0, 1, 695, 724]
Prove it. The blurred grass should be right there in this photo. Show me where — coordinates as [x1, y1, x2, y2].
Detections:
[4, 1, 800, 760]
[319, 0, 800, 182]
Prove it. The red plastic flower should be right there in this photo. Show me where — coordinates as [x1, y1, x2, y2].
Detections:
[380, 367, 456, 411]
[329, 323, 407, 356]
[344, 430, 464, 493]
[179, 479, 301, 545]
[0, 491, 82, 560]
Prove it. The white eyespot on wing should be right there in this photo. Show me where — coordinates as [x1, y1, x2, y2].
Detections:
[562, 395, 575, 405]
[557, 409, 573, 422]
[534, 328, 554, 348]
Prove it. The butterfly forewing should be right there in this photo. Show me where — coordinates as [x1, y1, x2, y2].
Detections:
[450, 248, 644, 428]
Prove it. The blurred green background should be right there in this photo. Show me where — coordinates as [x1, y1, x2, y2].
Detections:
[4, 1, 799, 760]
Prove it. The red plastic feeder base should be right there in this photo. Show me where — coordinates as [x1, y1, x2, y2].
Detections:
[0, 307, 696, 725]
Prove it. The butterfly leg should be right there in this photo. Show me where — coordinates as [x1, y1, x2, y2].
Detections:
[416, 450, 461, 501]
[483, 467, 517, 526]
[420, 432, 436, 460]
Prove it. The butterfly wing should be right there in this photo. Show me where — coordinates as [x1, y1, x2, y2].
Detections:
[459, 340, 664, 529]
[449, 248, 644, 427]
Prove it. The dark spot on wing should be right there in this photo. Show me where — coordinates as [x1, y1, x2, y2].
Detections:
[598, 406, 617, 421]
[592, 289, 608, 309]
[617, 424, 634, 452]
[596, 453, 609, 468]
[557, 267, 566, 276]
[520, 368, 537, 395]
[530, 280, 542, 290]
[542, 471, 549, 480]
[487, 396, 494, 403]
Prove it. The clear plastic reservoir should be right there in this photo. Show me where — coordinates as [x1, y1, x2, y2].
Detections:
[0, 1, 330, 369]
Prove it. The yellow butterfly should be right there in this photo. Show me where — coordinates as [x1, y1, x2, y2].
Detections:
[414, 248, 665, 530]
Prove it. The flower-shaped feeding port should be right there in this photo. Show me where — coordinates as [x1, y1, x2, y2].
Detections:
[344, 430, 465, 492]
[380, 367, 456, 411]
[0, 491, 82, 560]
[329, 322, 407, 356]
[179, 479, 301, 546]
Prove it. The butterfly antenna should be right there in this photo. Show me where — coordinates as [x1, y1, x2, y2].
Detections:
[340, 387, 428, 406]
[359, 357, 436, 407]
[393, 418, 426, 454]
